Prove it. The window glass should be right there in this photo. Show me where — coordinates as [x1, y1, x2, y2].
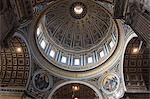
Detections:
[49, 50, 55, 58]
[100, 51, 105, 58]
[109, 41, 114, 48]
[61, 56, 67, 63]
[88, 57, 93, 63]
[40, 40, 46, 49]
[74, 59, 80, 65]
[37, 27, 41, 36]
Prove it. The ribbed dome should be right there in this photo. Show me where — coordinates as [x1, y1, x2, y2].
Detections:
[45, 0, 112, 51]
[35, 0, 118, 71]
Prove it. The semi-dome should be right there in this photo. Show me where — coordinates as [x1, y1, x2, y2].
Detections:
[35, 0, 118, 71]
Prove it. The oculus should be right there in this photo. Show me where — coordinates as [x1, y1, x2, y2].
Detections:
[70, 2, 87, 19]
[74, 5, 83, 14]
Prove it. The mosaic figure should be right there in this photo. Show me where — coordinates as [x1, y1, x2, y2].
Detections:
[34, 73, 49, 90]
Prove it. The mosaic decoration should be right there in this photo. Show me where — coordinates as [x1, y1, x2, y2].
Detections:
[0, 36, 30, 89]
[33, 71, 53, 91]
[26, 64, 56, 99]
[33, 4, 45, 14]
[100, 73, 120, 94]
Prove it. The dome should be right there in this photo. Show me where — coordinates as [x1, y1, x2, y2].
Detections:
[45, 0, 112, 51]
[35, 0, 118, 71]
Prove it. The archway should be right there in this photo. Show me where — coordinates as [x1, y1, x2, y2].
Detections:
[48, 81, 103, 99]
[123, 37, 149, 91]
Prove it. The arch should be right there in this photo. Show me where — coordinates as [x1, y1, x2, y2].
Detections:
[120, 31, 137, 91]
[0, 32, 31, 92]
[48, 80, 103, 99]
[122, 36, 149, 92]
[13, 31, 32, 90]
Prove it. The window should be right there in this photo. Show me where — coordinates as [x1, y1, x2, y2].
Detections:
[40, 40, 46, 49]
[100, 51, 105, 58]
[49, 50, 55, 58]
[88, 57, 93, 64]
[109, 41, 114, 48]
[37, 27, 41, 36]
[74, 59, 80, 65]
[61, 56, 67, 63]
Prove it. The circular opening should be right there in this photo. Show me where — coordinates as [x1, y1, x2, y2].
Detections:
[74, 5, 83, 14]
[70, 2, 87, 19]
[52, 83, 99, 99]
